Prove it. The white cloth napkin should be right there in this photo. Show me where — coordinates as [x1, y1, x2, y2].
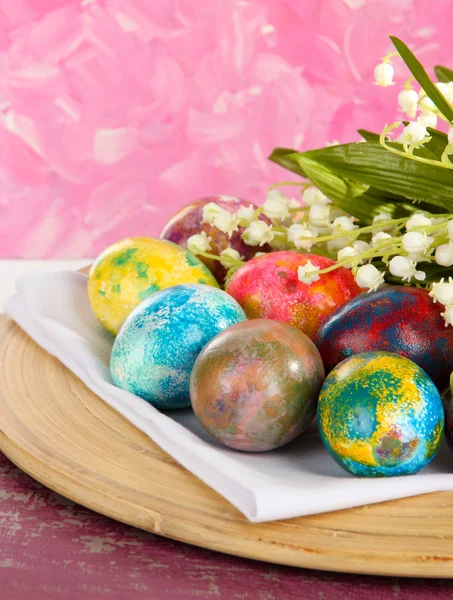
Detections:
[4, 270, 453, 523]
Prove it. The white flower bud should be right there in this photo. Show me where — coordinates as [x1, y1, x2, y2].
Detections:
[242, 221, 274, 246]
[402, 231, 434, 260]
[448, 220, 453, 242]
[235, 205, 256, 227]
[401, 121, 428, 146]
[417, 113, 437, 129]
[435, 242, 453, 267]
[353, 240, 372, 254]
[419, 93, 436, 114]
[262, 190, 290, 221]
[372, 213, 394, 232]
[187, 232, 212, 255]
[309, 204, 331, 228]
[302, 187, 330, 206]
[219, 248, 242, 268]
[389, 255, 416, 282]
[430, 278, 453, 306]
[287, 224, 317, 250]
[374, 62, 394, 87]
[441, 305, 453, 328]
[406, 213, 432, 231]
[332, 216, 358, 232]
[337, 246, 358, 269]
[202, 202, 223, 225]
[297, 261, 320, 285]
[372, 232, 392, 246]
[398, 89, 419, 118]
[213, 210, 240, 237]
[355, 264, 385, 292]
[436, 82, 453, 104]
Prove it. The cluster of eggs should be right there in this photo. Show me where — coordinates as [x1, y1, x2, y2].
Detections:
[88, 196, 453, 478]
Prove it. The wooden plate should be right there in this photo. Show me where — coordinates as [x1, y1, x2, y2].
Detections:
[1, 314, 453, 578]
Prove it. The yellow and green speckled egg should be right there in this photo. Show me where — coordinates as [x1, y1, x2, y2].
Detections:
[88, 237, 219, 334]
[318, 351, 444, 477]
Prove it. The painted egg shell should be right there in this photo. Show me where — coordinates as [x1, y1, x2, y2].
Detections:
[88, 236, 218, 335]
[226, 251, 361, 339]
[446, 374, 453, 453]
[161, 196, 266, 283]
[318, 351, 444, 477]
[190, 319, 325, 452]
[110, 284, 246, 409]
[314, 286, 453, 391]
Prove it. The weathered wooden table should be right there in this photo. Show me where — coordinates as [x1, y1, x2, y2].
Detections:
[0, 451, 452, 599]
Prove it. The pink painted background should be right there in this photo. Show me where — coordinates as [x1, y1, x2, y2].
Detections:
[1, 0, 453, 258]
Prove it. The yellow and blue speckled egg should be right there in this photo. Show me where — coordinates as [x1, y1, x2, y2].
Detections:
[88, 237, 219, 335]
[110, 284, 247, 409]
[318, 351, 444, 477]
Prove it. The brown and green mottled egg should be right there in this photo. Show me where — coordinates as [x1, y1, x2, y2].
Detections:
[88, 237, 218, 335]
[160, 195, 267, 283]
[190, 319, 325, 452]
[226, 251, 361, 339]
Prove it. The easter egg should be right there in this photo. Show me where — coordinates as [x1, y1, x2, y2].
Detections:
[446, 374, 453, 452]
[226, 251, 361, 339]
[88, 237, 218, 335]
[314, 286, 453, 391]
[318, 351, 444, 477]
[110, 284, 246, 409]
[161, 196, 266, 283]
[190, 319, 325, 451]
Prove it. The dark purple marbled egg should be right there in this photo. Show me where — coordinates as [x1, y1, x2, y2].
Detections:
[160, 196, 265, 283]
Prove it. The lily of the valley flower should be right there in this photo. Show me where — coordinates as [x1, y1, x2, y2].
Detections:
[374, 62, 395, 87]
[441, 306, 453, 328]
[297, 261, 320, 285]
[406, 213, 432, 231]
[213, 210, 240, 237]
[287, 224, 317, 250]
[398, 89, 419, 118]
[418, 113, 438, 129]
[242, 221, 274, 246]
[337, 246, 358, 269]
[302, 187, 330, 206]
[262, 190, 290, 221]
[435, 242, 453, 267]
[402, 231, 434, 260]
[371, 232, 392, 246]
[187, 231, 212, 254]
[430, 278, 453, 306]
[388, 255, 425, 282]
[401, 121, 429, 146]
[219, 248, 243, 269]
[309, 204, 331, 228]
[355, 264, 385, 291]
[235, 205, 256, 227]
[202, 202, 223, 226]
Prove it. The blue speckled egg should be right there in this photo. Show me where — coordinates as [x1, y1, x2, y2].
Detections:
[318, 351, 444, 477]
[110, 284, 247, 409]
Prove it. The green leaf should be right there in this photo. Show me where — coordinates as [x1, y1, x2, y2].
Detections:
[390, 36, 453, 124]
[357, 129, 379, 142]
[425, 128, 449, 158]
[293, 142, 453, 211]
[435, 65, 453, 83]
[268, 147, 307, 178]
[289, 156, 424, 224]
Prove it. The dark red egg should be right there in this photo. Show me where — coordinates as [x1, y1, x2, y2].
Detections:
[161, 196, 267, 283]
[314, 286, 453, 391]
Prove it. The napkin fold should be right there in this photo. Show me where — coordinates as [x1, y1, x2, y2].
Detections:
[4, 270, 453, 523]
